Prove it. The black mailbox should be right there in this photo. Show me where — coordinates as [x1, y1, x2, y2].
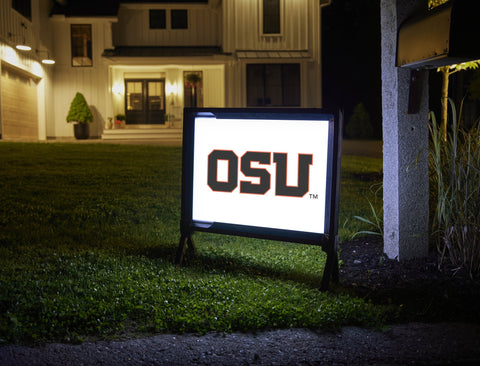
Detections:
[397, 0, 480, 69]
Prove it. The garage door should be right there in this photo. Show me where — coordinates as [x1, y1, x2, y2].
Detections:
[1, 65, 38, 140]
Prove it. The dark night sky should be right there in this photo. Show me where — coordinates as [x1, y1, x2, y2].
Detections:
[322, 0, 382, 139]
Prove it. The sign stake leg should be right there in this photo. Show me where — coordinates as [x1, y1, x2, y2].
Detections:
[320, 237, 339, 291]
[176, 234, 196, 265]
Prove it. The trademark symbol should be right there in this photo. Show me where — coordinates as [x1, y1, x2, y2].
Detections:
[309, 193, 318, 199]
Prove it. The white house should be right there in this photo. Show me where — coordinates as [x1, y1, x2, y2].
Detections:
[0, 0, 330, 141]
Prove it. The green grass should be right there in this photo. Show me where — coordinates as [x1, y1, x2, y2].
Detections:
[0, 142, 383, 344]
[339, 155, 383, 240]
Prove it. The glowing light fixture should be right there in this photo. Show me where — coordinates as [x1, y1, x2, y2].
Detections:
[37, 49, 55, 64]
[10, 23, 31, 51]
[16, 43, 31, 51]
[166, 82, 178, 95]
[41, 56, 55, 64]
[112, 83, 125, 95]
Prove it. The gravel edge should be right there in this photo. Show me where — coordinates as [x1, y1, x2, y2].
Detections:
[2, 322, 480, 365]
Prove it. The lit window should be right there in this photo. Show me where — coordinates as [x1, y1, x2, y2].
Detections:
[71, 25, 92, 67]
[150, 9, 166, 29]
[171, 10, 188, 29]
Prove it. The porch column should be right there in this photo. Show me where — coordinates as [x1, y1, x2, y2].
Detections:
[381, 0, 429, 260]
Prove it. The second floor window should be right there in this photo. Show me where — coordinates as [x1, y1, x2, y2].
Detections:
[150, 10, 166, 29]
[263, 0, 281, 34]
[171, 9, 188, 29]
[12, 0, 31, 20]
[71, 24, 92, 67]
[148, 9, 188, 30]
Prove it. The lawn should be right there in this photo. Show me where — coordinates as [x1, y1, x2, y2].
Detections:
[0, 142, 384, 344]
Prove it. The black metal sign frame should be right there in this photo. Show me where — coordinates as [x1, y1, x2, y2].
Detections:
[177, 108, 342, 290]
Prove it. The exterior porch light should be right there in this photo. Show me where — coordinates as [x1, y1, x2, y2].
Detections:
[8, 32, 31, 51]
[112, 83, 125, 95]
[167, 83, 178, 106]
[9, 23, 31, 51]
[37, 49, 55, 64]
[166, 82, 178, 95]
[15, 42, 31, 51]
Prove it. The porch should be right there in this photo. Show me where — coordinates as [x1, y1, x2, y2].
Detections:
[101, 124, 182, 144]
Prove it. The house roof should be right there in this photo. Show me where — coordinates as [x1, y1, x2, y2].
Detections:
[102, 46, 227, 58]
[51, 0, 120, 17]
[50, 0, 208, 17]
[119, 0, 208, 3]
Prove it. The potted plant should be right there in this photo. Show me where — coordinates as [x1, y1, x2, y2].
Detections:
[66, 92, 93, 139]
[115, 114, 126, 128]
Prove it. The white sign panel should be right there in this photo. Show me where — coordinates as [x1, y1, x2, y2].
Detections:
[192, 117, 330, 234]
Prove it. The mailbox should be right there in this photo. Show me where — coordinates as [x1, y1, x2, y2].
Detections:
[397, 0, 480, 68]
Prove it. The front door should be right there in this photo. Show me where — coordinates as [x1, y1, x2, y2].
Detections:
[125, 79, 165, 124]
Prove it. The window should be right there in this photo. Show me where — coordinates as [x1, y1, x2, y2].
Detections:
[12, 0, 31, 20]
[247, 64, 300, 107]
[171, 9, 188, 29]
[71, 25, 92, 67]
[150, 9, 166, 29]
[149, 9, 188, 30]
[148, 81, 164, 111]
[126, 81, 143, 111]
[263, 0, 281, 34]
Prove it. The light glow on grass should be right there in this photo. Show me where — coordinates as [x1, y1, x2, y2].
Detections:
[0, 143, 384, 343]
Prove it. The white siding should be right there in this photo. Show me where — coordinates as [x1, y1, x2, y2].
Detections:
[0, 0, 55, 140]
[223, 0, 311, 52]
[0, 0, 36, 52]
[51, 20, 110, 138]
[0, 0, 54, 59]
[223, 0, 323, 108]
[203, 67, 225, 107]
[113, 6, 220, 46]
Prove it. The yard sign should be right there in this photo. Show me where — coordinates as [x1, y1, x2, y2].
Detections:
[177, 108, 342, 289]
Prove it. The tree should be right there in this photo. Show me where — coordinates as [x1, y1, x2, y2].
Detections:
[345, 102, 373, 139]
[428, 0, 449, 9]
[437, 61, 480, 140]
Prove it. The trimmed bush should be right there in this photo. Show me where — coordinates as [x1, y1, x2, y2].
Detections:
[345, 103, 374, 139]
[66, 92, 93, 124]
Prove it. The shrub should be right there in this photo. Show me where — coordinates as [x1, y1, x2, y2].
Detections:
[345, 103, 373, 139]
[66, 92, 93, 124]
[429, 99, 480, 279]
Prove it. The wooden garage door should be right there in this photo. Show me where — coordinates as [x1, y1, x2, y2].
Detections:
[1, 65, 38, 140]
